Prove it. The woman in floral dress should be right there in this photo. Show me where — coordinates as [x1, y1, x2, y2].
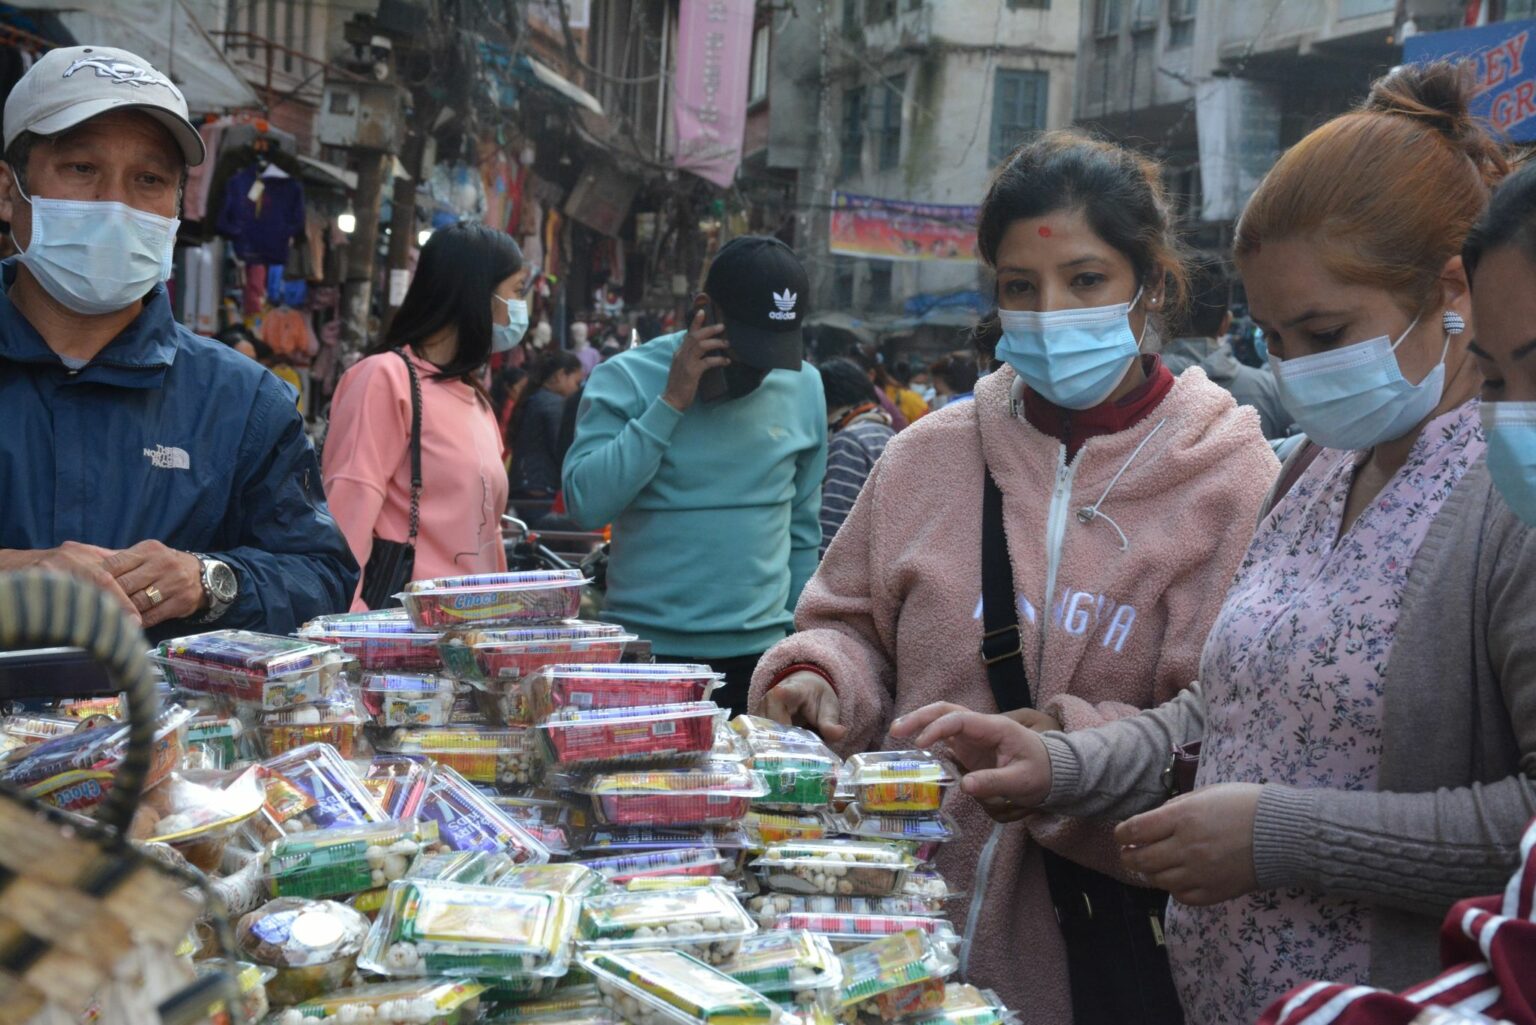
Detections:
[895, 63, 1536, 1024]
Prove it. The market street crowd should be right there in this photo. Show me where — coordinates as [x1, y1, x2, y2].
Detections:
[4, 42, 1536, 1025]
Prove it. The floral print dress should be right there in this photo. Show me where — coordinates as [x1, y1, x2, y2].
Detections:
[1164, 402, 1483, 1025]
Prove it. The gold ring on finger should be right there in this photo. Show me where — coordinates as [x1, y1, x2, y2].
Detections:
[144, 585, 164, 607]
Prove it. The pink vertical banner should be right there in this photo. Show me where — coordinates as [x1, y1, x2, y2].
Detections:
[673, 0, 756, 188]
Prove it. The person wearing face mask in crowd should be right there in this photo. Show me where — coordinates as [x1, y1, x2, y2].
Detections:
[0, 45, 356, 639]
[323, 223, 527, 609]
[510, 349, 584, 513]
[569, 320, 600, 379]
[563, 236, 826, 714]
[893, 64, 1536, 1025]
[748, 131, 1278, 1023]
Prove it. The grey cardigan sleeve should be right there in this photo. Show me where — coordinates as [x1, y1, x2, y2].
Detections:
[1251, 483, 1536, 915]
[1040, 685, 1207, 821]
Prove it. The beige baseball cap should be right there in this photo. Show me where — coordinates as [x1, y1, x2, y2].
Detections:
[4, 45, 205, 167]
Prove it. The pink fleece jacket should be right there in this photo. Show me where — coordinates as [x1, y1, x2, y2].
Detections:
[748, 364, 1278, 1020]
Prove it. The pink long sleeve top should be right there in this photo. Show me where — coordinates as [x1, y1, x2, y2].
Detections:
[322, 349, 508, 610]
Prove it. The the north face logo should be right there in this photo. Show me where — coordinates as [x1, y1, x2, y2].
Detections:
[769, 289, 798, 321]
[143, 445, 190, 470]
[64, 57, 174, 91]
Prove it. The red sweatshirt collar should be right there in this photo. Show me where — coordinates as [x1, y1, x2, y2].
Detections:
[1021, 355, 1174, 460]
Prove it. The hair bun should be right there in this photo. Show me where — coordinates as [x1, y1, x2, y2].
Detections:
[1365, 61, 1508, 185]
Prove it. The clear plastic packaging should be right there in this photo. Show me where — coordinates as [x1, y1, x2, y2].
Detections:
[580, 825, 750, 856]
[834, 930, 957, 1014]
[359, 879, 579, 978]
[837, 807, 958, 844]
[495, 863, 606, 898]
[236, 897, 369, 1006]
[184, 716, 245, 771]
[360, 673, 459, 727]
[743, 811, 831, 849]
[521, 664, 720, 723]
[1, 714, 79, 744]
[417, 763, 551, 861]
[3, 705, 191, 815]
[839, 753, 956, 814]
[364, 755, 434, 820]
[583, 763, 768, 827]
[490, 794, 580, 857]
[140, 766, 266, 871]
[903, 869, 952, 902]
[437, 621, 630, 694]
[581, 847, 733, 887]
[730, 718, 840, 809]
[584, 948, 782, 1025]
[747, 895, 944, 929]
[153, 630, 349, 709]
[722, 931, 843, 1008]
[261, 691, 366, 758]
[752, 842, 917, 898]
[771, 914, 959, 952]
[298, 610, 445, 673]
[264, 820, 441, 900]
[487, 989, 619, 1025]
[908, 985, 1017, 1025]
[280, 979, 487, 1024]
[373, 724, 542, 786]
[538, 702, 725, 769]
[577, 884, 757, 965]
[400, 570, 586, 630]
[256, 742, 389, 841]
[407, 849, 516, 884]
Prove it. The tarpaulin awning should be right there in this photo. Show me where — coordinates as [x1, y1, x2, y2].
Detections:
[21, 0, 258, 111]
[516, 54, 603, 116]
[297, 154, 357, 192]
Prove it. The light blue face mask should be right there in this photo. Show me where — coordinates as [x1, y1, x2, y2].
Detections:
[15, 190, 179, 316]
[1481, 401, 1536, 526]
[494, 296, 529, 353]
[1269, 312, 1448, 451]
[995, 288, 1147, 410]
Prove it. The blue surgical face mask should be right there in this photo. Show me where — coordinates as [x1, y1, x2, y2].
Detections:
[15, 189, 179, 316]
[1269, 312, 1448, 451]
[1481, 401, 1536, 526]
[494, 296, 529, 353]
[995, 288, 1147, 410]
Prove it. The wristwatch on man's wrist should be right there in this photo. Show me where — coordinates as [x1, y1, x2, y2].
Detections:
[193, 555, 238, 623]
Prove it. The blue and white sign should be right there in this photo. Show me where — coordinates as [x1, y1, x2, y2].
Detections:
[1405, 19, 1536, 141]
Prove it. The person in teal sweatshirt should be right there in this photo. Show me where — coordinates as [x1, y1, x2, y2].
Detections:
[562, 237, 827, 713]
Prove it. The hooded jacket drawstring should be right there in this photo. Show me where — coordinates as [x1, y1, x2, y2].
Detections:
[1075, 418, 1168, 552]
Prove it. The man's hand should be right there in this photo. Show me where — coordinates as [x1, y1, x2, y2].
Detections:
[763, 671, 847, 743]
[662, 309, 730, 412]
[1003, 708, 1062, 733]
[0, 543, 141, 623]
[1116, 783, 1263, 906]
[104, 541, 206, 629]
[891, 702, 1052, 823]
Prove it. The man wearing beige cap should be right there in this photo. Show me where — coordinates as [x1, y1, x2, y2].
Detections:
[0, 45, 357, 640]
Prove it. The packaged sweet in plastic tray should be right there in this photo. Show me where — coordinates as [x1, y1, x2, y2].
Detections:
[519, 664, 721, 724]
[184, 716, 245, 771]
[839, 753, 956, 815]
[836, 807, 958, 845]
[721, 930, 843, 1008]
[264, 819, 443, 900]
[261, 691, 366, 758]
[490, 796, 579, 858]
[255, 742, 390, 841]
[417, 763, 551, 861]
[743, 811, 831, 849]
[153, 630, 349, 709]
[236, 897, 370, 1007]
[729, 717, 840, 809]
[583, 763, 767, 828]
[140, 766, 266, 872]
[579, 847, 733, 887]
[747, 895, 944, 929]
[359, 879, 579, 979]
[770, 914, 960, 953]
[577, 883, 757, 965]
[274, 978, 488, 1025]
[1, 714, 79, 744]
[834, 930, 957, 1015]
[360, 673, 459, 727]
[406, 849, 516, 885]
[298, 610, 446, 673]
[494, 862, 606, 898]
[437, 620, 629, 687]
[583, 948, 782, 1025]
[908, 985, 1018, 1025]
[364, 755, 434, 821]
[751, 842, 917, 898]
[537, 702, 724, 769]
[487, 988, 620, 1025]
[373, 724, 541, 787]
[1, 704, 191, 814]
[400, 571, 587, 630]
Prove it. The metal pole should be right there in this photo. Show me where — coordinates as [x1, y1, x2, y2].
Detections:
[340, 150, 389, 366]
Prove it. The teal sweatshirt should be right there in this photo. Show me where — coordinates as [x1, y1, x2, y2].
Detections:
[562, 331, 827, 658]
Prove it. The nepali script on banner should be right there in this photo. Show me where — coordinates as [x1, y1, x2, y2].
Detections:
[829, 191, 979, 264]
[1405, 19, 1536, 141]
[674, 0, 755, 188]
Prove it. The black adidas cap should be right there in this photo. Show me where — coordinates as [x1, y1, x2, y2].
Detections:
[704, 235, 809, 371]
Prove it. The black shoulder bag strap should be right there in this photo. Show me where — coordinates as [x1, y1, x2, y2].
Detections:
[978, 468, 1185, 1025]
[396, 347, 423, 546]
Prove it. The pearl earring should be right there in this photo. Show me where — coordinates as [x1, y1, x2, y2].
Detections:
[1443, 310, 1466, 336]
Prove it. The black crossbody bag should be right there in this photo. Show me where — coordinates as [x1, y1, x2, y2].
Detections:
[981, 472, 1184, 1025]
[359, 349, 423, 610]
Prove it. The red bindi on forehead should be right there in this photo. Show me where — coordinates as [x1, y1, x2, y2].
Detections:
[1037, 226, 1052, 238]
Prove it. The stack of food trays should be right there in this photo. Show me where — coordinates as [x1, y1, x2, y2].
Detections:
[834, 929, 959, 1023]
[438, 626, 637, 725]
[835, 752, 958, 863]
[729, 718, 841, 822]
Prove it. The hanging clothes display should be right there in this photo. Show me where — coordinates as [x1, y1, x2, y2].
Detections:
[217, 161, 306, 266]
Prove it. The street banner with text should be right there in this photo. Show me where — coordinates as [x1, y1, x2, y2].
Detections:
[828, 191, 979, 264]
[674, 0, 755, 188]
[1406, 19, 1536, 141]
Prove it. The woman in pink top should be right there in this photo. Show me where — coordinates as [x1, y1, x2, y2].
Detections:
[323, 223, 527, 608]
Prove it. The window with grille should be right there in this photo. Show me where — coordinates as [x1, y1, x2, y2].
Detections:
[841, 87, 867, 179]
[990, 69, 1049, 165]
[869, 263, 893, 308]
[1169, 0, 1195, 47]
[1132, 0, 1159, 29]
[874, 75, 905, 170]
[1095, 0, 1124, 36]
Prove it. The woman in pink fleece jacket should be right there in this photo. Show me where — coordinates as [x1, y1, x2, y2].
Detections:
[748, 133, 1278, 1021]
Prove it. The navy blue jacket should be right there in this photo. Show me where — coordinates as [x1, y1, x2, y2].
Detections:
[0, 263, 358, 640]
